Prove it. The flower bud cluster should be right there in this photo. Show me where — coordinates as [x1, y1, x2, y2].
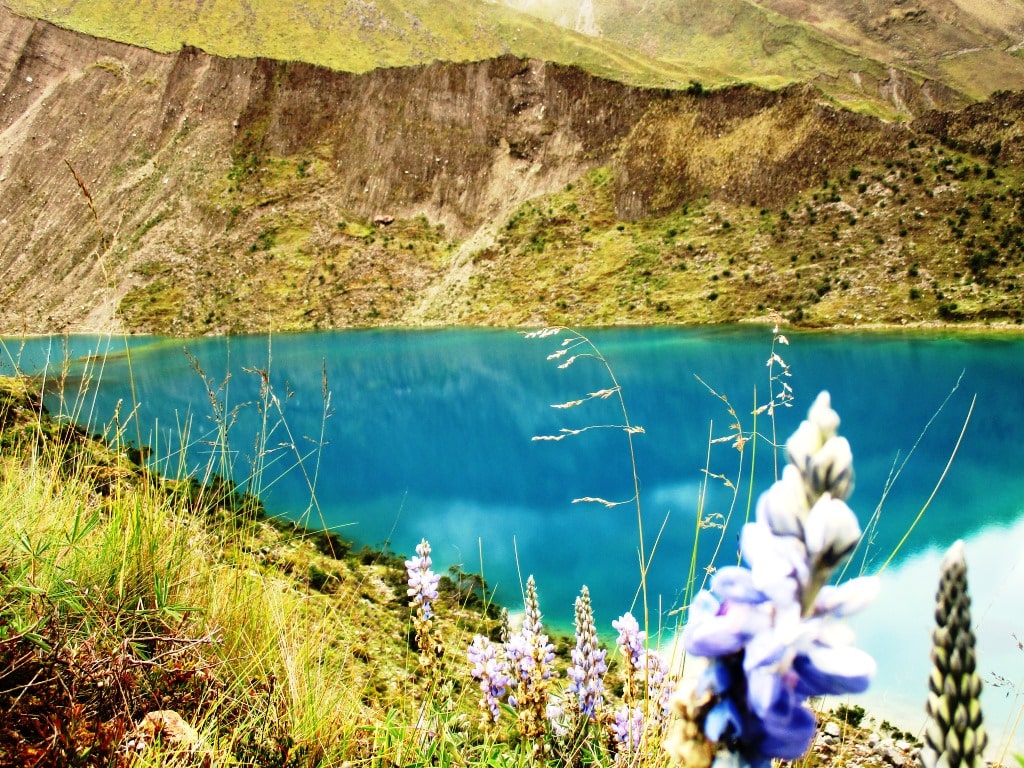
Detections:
[612, 704, 646, 764]
[613, 612, 645, 674]
[505, 575, 557, 741]
[670, 392, 877, 767]
[610, 612, 677, 765]
[922, 540, 987, 768]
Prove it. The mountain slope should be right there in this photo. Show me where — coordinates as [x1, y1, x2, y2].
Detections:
[752, 0, 1024, 97]
[2, 8, 1023, 335]
[504, 0, 1024, 112]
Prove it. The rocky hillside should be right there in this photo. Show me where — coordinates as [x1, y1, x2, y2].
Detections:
[0, 7, 1023, 334]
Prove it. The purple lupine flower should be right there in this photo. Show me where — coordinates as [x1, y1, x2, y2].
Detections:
[681, 567, 775, 658]
[405, 538, 440, 619]
[640, 649, 676, 719]
[612, 704, 646, 764]
[673, 392, 877, 768]
[468, 634, 511, 725]
[566, 586, 607, 719]
[405, 538, 443, 670]
[613, 612, 645, 670]
[505, 620, 556, 687]
[614, 610, 677, 739]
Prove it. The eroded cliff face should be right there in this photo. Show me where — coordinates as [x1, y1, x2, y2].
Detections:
[0, 7, 1001, 334]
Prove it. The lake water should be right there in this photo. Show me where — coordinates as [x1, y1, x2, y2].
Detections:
[2, 327, 1023, 752]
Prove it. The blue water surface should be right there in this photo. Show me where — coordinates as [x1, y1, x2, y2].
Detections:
[2, 327, 1022, 749]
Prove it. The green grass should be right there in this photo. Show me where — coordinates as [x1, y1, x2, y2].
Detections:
[0, 336, 757, 766]
[0, 373, 508, 766]
[4, 0, 698, 89]
[0, 336, 699, 766]
[0, 348, 720, 766]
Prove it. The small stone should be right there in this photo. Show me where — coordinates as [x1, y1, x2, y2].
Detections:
[824, 721, 842, 737]
[884, 745, 908, 767]
[133, 710, 199, 751]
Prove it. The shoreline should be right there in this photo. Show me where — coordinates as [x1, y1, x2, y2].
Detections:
[3, 317, 1024, 341]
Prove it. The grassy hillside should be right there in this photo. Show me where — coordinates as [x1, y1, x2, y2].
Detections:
[0, 374, 504, 765]
[751, 0, 1024, 98]
[504, 0, 1024, 107]
[0, 0, 979, 116]
[450, 138, 1024, 328]
[1, 0, 696, 88]
[0, 7, 1022, 335]
[111, 90, 1024, 333]
[535, 0, 904, 90]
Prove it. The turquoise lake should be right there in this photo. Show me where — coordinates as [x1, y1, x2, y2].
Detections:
[2, 327, 1022, 751]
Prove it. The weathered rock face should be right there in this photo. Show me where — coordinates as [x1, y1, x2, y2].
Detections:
[0, 10, 676, 332]
[0, 7, 1016, 335]
[227, 53, 665, 229]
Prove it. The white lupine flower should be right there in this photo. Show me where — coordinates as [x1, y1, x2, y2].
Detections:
[806, 391, 840, 436]
[804, 495, 861, 569]
[755, 465, 808, 536]
[813, 576, 880, 617]
[786, 420, 825, 473]
[807, 435, 854, 500]
[785, 391, 854, 502]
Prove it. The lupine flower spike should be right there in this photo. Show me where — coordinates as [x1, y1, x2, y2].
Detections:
[468, 635, 511, 728]
[405, 538, 443, 671]
[921, 540, 987, 768]
[667, 392, 878, 768]
[506, 575, 557, 742]
[614, 612, 645, 701]
[612, 704, 647, 767]
[611, 612, 677, 766]
[567, 586, 607, 720]
[614, 611, 676, 709]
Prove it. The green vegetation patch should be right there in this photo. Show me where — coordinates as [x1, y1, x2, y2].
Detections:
[118, 278, 189, 332]
[452, 135, 1024, 329]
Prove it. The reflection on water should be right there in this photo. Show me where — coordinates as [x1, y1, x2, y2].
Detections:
[2, 327, 1022, 749]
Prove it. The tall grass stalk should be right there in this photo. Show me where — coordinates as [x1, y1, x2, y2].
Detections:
[525, 327, 652, 640]
[878, 394, 975, 574]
